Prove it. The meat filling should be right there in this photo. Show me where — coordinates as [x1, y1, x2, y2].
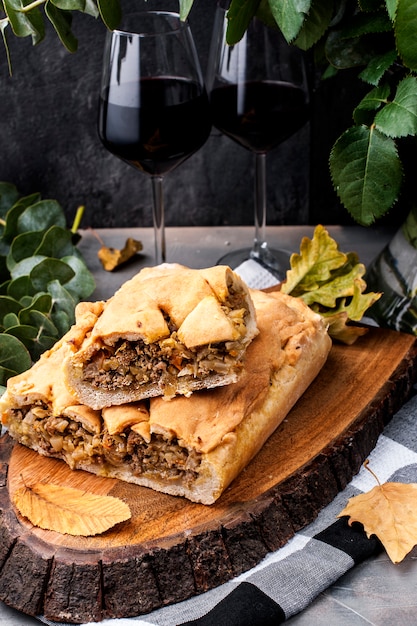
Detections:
[82, 299, 249, 392]
[6, 405, 202, 487]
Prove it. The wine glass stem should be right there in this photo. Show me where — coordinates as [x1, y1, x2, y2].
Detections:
[151, 176, 166, 265]
[253, 152, 267, 256]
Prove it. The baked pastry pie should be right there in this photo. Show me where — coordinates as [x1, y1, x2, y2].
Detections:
[1, 288, 331, 504]
[63, 264, 258, 409]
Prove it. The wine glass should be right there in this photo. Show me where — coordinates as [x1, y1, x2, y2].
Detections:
[206, 4, 310, 279]
[98, 11, 211, 264]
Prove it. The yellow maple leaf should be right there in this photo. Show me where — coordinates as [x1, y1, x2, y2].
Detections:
[338, 465, 417, 563]
[13, 482, 131, 536]
[281, 225, 381, 344]
[98, 237, 143, 271]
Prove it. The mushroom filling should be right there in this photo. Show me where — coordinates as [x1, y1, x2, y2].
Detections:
[6, 405, 202, 485]
[82, 303, 249, 391]
[7, 404, 104, 468]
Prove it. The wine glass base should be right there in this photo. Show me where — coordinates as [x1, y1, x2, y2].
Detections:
[217, 247, 291, 281]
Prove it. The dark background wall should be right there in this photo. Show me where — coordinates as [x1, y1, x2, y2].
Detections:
[0, 0, 392, 231]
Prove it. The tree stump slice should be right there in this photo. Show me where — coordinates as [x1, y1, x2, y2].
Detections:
[1, 326, 417, 623]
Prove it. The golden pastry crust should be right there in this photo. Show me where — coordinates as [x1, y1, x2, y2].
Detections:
[1, 288, 331, 505]
[63, 264, 258, 409]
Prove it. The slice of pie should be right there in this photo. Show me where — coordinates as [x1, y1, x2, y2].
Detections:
[63, 264, 258, 409]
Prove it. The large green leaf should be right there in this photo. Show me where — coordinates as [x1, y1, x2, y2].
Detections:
[34, 225, 75, 258]
[0, 334, 31, 373]
[10, 254, 47, 279]
[294, 0, 333, 50]
[61, 255, 95, 299]
[395, 0, 417, 71]
[45, 0, 78, 52]
[358, 49, 398, 86]
[329, 125, 403, 225]
[7, 275, 37, 300]
[374, 76, 417, 138]
[5, 324, 38, 351]
[7, 230, 44, 268]
[3, 0, 45, 43]
[226, 0, 261, 45]
[29, 258, 75, 291]
[97, 0, 121, 30]
[17, 199, 66, 233]
[268, 0, 311, 43]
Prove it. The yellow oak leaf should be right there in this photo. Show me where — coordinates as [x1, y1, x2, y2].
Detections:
[338, 481, 417, 563]
[13, 482, 131, 536]
[98, 237, 143, 271]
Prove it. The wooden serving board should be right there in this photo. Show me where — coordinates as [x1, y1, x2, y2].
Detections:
[1, 326, 417, 623]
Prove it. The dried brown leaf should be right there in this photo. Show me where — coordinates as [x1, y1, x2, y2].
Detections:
[338, 481, 417, 563]
[98, 237, 143, 271]
[13, 482, 131, 536]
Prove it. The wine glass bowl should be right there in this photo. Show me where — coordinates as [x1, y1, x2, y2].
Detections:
[98, 11, 211, 264]
[207, 7, 310, 278]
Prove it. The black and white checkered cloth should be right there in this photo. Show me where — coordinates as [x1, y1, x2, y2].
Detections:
[37, 383, 417, 626]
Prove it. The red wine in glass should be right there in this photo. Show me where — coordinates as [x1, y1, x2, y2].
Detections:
[98, 11, 211, 264]
[210, 80, 309, 154]
[99, 76, 211, 176]
[207, 7, 310, 278]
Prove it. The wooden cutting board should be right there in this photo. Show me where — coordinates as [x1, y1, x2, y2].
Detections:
[1, 326, 417, 623]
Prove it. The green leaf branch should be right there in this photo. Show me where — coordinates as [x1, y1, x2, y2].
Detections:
[184, 0, 417, 227]
[0, 0, 121, 73]
[0, 182, 95, 384]
[3, 0, 417, 225]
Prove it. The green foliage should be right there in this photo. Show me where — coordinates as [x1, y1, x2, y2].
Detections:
[3, 0, 417, 224]
[329, 126, 403, 225]
[180, 0, 417, 225]
[226, 0, 261, 45]
[0, 0, 120, 73]
[0, 182, 95, 383]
